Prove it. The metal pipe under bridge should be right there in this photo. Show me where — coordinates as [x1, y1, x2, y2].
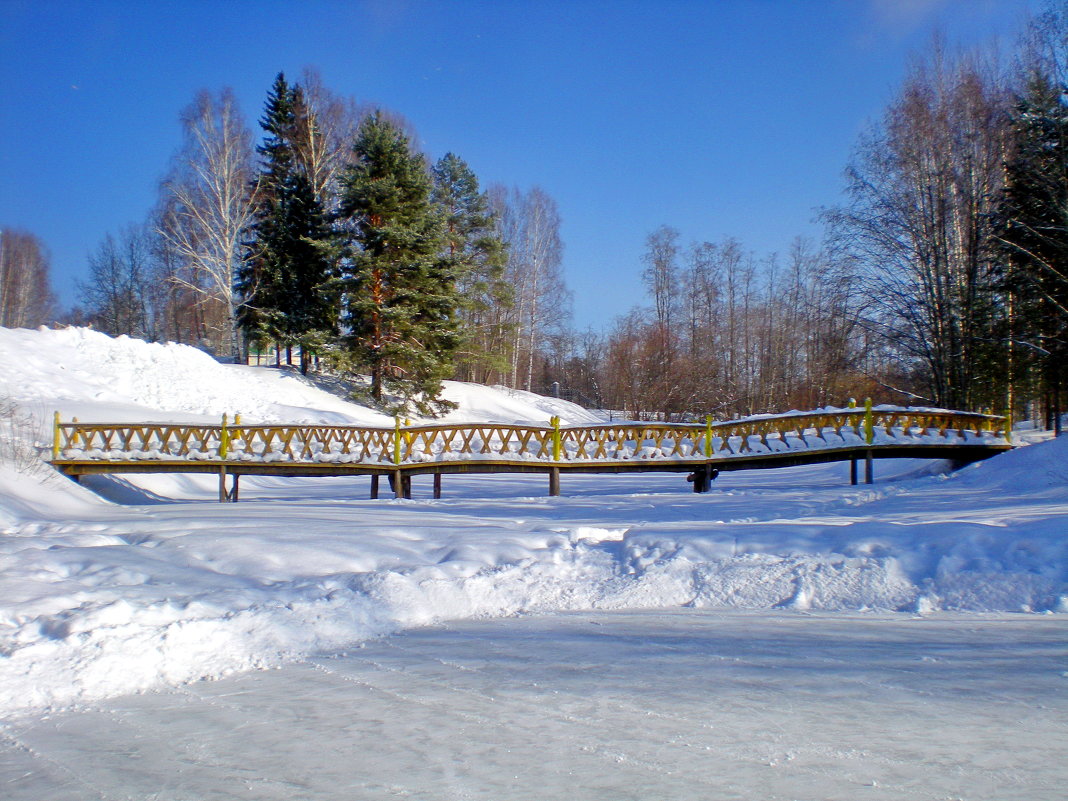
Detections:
[50, 402, 1012, 502]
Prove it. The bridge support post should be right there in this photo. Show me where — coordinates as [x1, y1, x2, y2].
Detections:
[865, 450, 874, 484]
[691, 465, 709, 493]
[433, 472, 442, 499]
[549, 467, 560, 497]
[218, 467, 239, 502]
[390, 470, 411, 499]
[850, 458, 858, 486]
[219, 467, 226, 502]
[370, 474, 379, 499]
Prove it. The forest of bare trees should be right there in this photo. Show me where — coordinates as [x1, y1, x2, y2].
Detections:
[545, 234, 868, 420]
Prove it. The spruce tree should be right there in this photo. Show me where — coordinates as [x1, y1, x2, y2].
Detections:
[238, 73, 335, 374]
[431, 153, 511, 383]
[337, 113, 456, 412]
[996, 72, 1068, 431]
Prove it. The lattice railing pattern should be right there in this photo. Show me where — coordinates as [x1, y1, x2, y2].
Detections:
[53, 407, 1008, 467]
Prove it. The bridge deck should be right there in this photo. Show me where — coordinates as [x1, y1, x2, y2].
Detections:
[50, 405, 1012, 501]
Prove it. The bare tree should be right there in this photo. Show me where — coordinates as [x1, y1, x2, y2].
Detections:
[78, 224, 161, 339]
[0, 229, 55, 328]
[826, 44, 1011, 409]
[157, 89, 256, 360]
[296, 68, 368, 209]
[490, 185, 569, 391]
[642, 225, 680, 329]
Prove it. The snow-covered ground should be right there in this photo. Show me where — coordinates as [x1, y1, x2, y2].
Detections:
[4, 609, 1065, 801]
[0, 327, 1066, 797]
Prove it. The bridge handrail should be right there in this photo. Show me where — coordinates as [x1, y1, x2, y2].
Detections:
[52, 406, 1008, 467]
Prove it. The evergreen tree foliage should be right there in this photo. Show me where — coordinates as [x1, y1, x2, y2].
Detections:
[996, 71, 1068, 430]
[238, 73, 336, 374]
[336, 113, 456, 413]
[431, 153, 511, 382]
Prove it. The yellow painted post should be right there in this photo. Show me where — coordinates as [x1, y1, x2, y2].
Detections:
[394, 416, 403, 465]
[52, 411, 61, 461]
[845, 399, 859, 484]
[1004, 407, 1013, 442]
[219, 414, 229, 459]
[548, 414, 562, 495]
[704, 415, 713, 458]
[864, 397, 874, 445]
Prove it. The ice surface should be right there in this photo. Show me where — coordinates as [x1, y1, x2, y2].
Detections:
[2, 610, 1064, 800]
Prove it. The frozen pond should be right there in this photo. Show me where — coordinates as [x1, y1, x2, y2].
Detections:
[3, 608, 1065, 800]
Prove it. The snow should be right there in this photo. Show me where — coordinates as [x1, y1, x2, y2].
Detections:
[0, 326, 1066, 795]
[4, 610, 1064, 800]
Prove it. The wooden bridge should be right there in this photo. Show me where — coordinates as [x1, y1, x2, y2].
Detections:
[50, 402, 1012, 502]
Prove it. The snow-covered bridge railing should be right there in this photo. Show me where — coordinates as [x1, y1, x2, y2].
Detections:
[51, 403, 1011, 500]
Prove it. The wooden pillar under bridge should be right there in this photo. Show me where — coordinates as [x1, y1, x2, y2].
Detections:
[389, 471, 411, 499]
[690, 465, 707, 493]
[433, 472, 442, 499]
[548, 467, 560, 497]
[865, 450, 874, 484]
[218, 467, 239, 502]
[850, 458, 858, 486]
[370, 474, 379, 500]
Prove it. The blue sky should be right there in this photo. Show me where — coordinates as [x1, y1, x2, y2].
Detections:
[1, 0, 1036, 331]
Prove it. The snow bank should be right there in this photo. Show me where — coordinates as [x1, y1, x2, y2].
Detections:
[438, 382, 604, 425]
[0, 326, 594, 427]
[0, 326, 1065, 718]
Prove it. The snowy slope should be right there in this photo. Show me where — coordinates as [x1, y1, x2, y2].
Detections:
[0, 325, 601, 427]
[0, 326, 1065, 719]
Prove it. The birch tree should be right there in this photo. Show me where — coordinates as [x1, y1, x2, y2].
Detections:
[490, 185, 567, 391]
[295, 68, 367, 211]
[826, 47, 1010, 409]
[158, 89, 256, 360]
[0, 229, 54, 327]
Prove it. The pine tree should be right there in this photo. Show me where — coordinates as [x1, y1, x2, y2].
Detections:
[996, 71, 1068, 431]
[238, 73, 335, 374]
[337, 113, 456, 412]
[431, 153, 510, 383]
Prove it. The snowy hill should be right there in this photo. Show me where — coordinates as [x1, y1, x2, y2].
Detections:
[0, 326, 1065, 718]
[0, 325, 602, 427]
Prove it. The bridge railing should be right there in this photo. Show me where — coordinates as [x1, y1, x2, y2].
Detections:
[52, 406, 1008, 467]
